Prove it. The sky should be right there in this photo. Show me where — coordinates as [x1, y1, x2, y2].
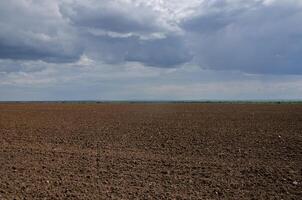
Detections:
[0, 0, 302, 101]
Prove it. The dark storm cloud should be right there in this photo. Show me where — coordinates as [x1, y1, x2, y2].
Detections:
[60, 1, 162, 34]
[0, 42, 81, 63]
[0, 0, 302, 74]
[60, 0, 192, 68]
[124, 36, 193, 67]
[83, 34, 192, 67]
[0, 0, 190, 69]
[0, 0, 82, 64]
[182, 0, 302, 74]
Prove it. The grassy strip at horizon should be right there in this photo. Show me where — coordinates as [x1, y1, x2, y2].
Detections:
[0, 100, 302, 104]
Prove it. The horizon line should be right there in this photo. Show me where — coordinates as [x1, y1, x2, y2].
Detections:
[1, 99, 302, 104]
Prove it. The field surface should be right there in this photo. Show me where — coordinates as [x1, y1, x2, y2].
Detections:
[0, 103, 301, 199]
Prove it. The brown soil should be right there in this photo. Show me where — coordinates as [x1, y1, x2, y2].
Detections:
[0, 103, 301, 199]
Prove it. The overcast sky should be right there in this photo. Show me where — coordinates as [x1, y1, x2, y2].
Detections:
[0, 0, 302, 101]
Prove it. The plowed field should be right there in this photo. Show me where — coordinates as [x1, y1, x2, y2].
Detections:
[0, 103, 301, 199]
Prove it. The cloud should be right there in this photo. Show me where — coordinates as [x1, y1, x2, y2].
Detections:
[82, 34, 192, 67]
[1, 59, 302, 101]
[124, 35, 193, 67]
[0, 0, 82, 63]
[0, 59, 47, 73]
[0, 0, 302, 101]
[1, 0, 301, 74]
[60, 0, 192, 67]
[60, 0, 165, 34]
[182, 0, 302, 74]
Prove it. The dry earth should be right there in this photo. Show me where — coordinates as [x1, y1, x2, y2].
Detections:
[0, 103, 301, 199]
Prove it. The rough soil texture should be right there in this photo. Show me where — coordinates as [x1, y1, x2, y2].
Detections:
[0, 103, 301, 199]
